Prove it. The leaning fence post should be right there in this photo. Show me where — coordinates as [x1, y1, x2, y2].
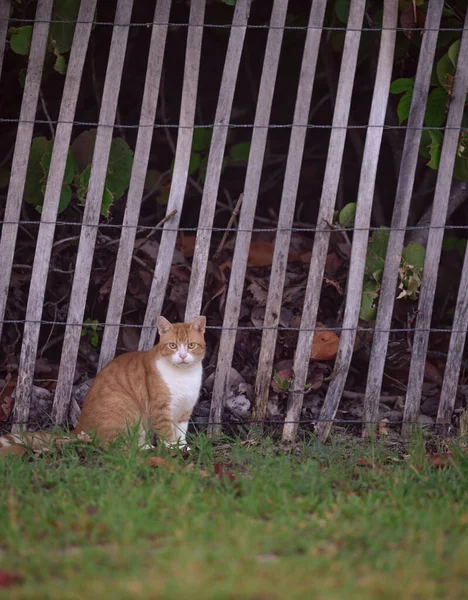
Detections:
[52, 0, 134, 424]
[0, 0, 52, 346]
[138, 0, 206, 351]
[315, 0, 398, 443]
[404, 10, 468, 435]
[253, 0, 328, 426]
[184, 0, 251, 323]
[98, 0, 172, 371]
[282, 0, 368, 442]
[363, 0, 444, 438]
[207, 0, 289, 436]
[12, 0, 97, 431]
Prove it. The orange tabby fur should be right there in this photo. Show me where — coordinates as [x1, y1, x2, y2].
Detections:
[0, 316, 206, 456]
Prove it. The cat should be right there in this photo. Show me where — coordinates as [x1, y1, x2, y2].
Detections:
[0, 316, 206, 456]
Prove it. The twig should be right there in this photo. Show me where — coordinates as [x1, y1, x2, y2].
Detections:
[133, 209, 178, 253]
[212, 193, 244, 262]
[40, 90, 55, 140]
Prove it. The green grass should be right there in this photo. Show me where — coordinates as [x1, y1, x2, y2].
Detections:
[1, 433, 467, 599]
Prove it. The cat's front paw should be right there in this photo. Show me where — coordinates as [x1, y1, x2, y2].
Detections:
[140, 443, 156, 451]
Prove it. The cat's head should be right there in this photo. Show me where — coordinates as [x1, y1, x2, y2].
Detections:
[156, 316, 206, 368]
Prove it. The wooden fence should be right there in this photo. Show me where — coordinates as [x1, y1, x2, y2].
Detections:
[1, 0, 468, 442]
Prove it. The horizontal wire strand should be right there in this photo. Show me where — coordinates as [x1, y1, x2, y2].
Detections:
[0, 18, 465, 32]
[0, 117, 466, 130]
[3, 221, 468, 232]
[0, 319, 463, 333]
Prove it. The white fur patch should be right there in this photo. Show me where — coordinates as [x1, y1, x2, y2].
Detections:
[155, 359, 202, 422]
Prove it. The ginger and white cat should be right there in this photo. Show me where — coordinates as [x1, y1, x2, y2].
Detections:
[0, 316, 206, 456]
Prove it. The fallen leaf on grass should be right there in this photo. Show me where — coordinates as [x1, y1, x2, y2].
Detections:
[184, 462, 210, 478]
[426, 452, 454, 469]
[147, 456, 175, 471]
[214, 462, 237, 483]
[356, 457, 372, 467]
[0, 569, 23, 588]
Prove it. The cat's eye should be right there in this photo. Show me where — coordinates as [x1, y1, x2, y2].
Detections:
[188, 342, 196, 349]
[168, 342, 177, 349]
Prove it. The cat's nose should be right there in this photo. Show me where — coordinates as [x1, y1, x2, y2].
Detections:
[179, 350, 188, 360]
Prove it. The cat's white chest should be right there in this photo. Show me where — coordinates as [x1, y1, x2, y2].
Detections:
[155, 359, 202, 414]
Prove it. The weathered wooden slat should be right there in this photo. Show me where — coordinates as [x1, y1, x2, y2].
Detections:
[363, 0, 444, 436]
[0, 0, 11, 79]
[184, 0, 251, 322]
[138, 0, 206, 351]
[315, 0, 398, 443]
[208, 0, 289, 435]
[282, 0, 368, 442]
[0, 0, 53, 344]
[252, 0, 328, 423]
[98, 0, 172, 371]
[12, 0, 97, 430]
[404, 11, 468, 434]
[52, 0, 134, 424]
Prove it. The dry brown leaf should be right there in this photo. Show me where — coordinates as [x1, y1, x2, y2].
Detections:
[176, 233, 196, 258]
[184, 462, 210, 478]
[311, 324, 340, 361]
[147, 456, 174, 471]
[424, 361, 443, 385]
[0, 396, 14, 422]
[214, 462, 237, 483]
[325, 252, 343, 277]
[0, 569, 23, 588]
[400, 4, 425, 40]
[426, 452, 454, 469]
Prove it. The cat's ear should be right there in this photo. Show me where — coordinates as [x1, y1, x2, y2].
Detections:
[191, 315, 206, 335]
[156, 316, 172, 336]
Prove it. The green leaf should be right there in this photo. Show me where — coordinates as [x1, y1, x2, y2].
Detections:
[229, 141, 251, 162]
[338, 203, 356, 228]
[442, 236, 467, 257]
[402, 242, 425, 269]
[70, 129, 97, 171]
[448, 39, 461, 66]
[436, 51, 455, 90]
[54, 52, 67, 75]
[424, 87, 448, 127]
[49, 0, 80, 54]
[100, 187, 114, 217]
[360, 279, 380, 321]
[105, 138, 134, 202]
[389, 77, 414, 94]
[77, 164, 91, 204]
[23, 137, 49, 207]
[220, 0, 236, 4]
[76, 137, 134, 215]
[40, 142, 76, 185]
[334, 0, 350, 24]
[10, 25, 32, 55]
[426, 130, 443, 169]
[454, 155, 468, 181]
[192, 128, 212, 152]
[188, 152, 201, 175]
[365, 229, 390, 277]
[397, 90, 413, 125]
